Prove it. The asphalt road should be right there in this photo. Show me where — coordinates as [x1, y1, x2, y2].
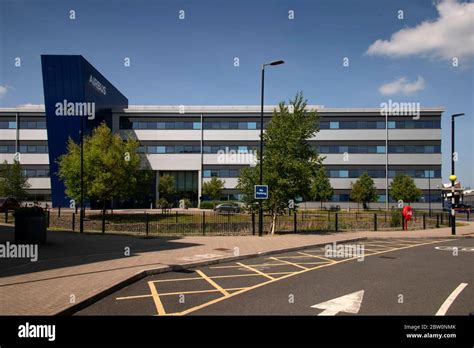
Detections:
[77, 238, 474, 316]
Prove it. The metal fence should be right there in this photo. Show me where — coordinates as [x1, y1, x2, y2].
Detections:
[41, 209, 457, 237]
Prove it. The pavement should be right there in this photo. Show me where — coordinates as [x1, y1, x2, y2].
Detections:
[0, 221, 473, 315]
[77, 238, 474, 316]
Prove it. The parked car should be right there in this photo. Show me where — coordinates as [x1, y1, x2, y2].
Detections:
[214, 203, 240, 213]
[0, 197, 20, 212]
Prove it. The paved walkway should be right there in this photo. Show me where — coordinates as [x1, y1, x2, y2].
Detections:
[0, 223, 472, 315]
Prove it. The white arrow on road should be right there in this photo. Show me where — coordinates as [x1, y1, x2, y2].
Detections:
[311, 290, 364, 315]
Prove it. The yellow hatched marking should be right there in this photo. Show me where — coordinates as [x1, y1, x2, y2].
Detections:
[235, 262, 275, 280]
[159, 287, 246, 297]
[268, 257, 309, 270]
[211, 262, 288, 269]
[151, 271, 294, 284]
[117, 294, 152, 300]
[297, 252, 337, 263]
[174, 239, 449, 316]
[195, 270, 230, 296]
[148, 281, 166, 315]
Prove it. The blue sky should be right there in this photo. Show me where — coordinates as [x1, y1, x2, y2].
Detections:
[1, 0, 473, 186]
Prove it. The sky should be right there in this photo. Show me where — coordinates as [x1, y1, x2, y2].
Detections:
[0, 0, 473, 186]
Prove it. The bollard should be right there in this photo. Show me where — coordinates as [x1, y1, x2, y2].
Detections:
[335, 213, 338, 232]
[72, 213, 75, 231]
[4, 210, 7, 223]
[374, 213, 377, 231]
[47, 210, 50, 228]
[102, 211, 106, 234]
[401, 214, 405, 231]
[467, 211, 470, 221]
[175, 211, 178, 223]
[294, 212, 297, 233]
[436, 214, 440, 228]
[58, 206, 61, 217]
[145, 213, 149, 236]
[252, 212, 256, 235]
[202, 211, 205, 236]
[423, 214, 426, 230]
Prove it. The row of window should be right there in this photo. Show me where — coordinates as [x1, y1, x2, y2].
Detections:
[320, 120, 440, 130]
[22, 169, 50, 178]
[316, 145, 441, 154]
[121, 120, 267, 130]
[203, 169, 241, 178]
[138, 145, 257, 154]
[121, 119, 441, 130]
[332, 194, 442, 203]
[0, 121, 47, 129]
[1, 119, 441, 131]
[0, 145, 49, 153]
[328, 169, 440, 179]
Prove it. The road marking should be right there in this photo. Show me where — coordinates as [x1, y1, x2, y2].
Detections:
[175, 239, 449, 316]
[148, 281, 166, 315]
[210, 262, 288, 269]
[157, 287, 247, 297]
[435, 246, 474, 252]
[236, 262, 275, 280]
[311, 290, 364, 316]
[297, 252, 337, 263]
[117, 294, 152, 300]
[195, 270, 230, 296]
[269, 257, 309, 270]
[435, 283, 468, 315]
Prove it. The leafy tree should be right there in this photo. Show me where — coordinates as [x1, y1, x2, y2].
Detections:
[350, 172, 378, 210]
[57, 122, 142, 211]
[0, 160, 30, 202]
[390, 174, 422, 204]
[237, 92, 322, 233]
[311, 166, 334, 209]
[202, 177, 225, 207]
[158, 174, 176, 210]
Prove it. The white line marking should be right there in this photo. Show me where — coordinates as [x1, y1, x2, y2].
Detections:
[435, 283, 468, 316]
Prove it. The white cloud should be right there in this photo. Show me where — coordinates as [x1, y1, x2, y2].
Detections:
[0, 85, 9, 98]
[367, 0, 474, 60]
[379, 76, 426, 95]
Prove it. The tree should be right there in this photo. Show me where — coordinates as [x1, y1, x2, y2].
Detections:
[57, 122, 142, 211]
[350, 172, 378, 210]
[158, 174, 176, 210]
[311, 166, 334, 209]
[237, 92, 323, 233]
[202, 177, 225, 207]
[0, 160, 30, 202]
[390, 174, 422, 204]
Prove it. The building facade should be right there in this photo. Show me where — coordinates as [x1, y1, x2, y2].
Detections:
[0, 105, 443, 209]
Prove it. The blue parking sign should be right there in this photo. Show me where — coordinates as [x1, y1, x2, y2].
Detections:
[254, 185, 268, 199]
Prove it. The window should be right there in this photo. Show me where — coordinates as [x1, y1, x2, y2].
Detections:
[329, 122, 339, 129]
[156, 146, 166, 154]
[376, 146, 385, 154]
[339, 170, 349, 178]
[248, 122, 257, 129]
[203, 170, 211, 178]
[192, 122, 201, 129]
[9, 121, 17, 129]
[388, 121, 396, 129]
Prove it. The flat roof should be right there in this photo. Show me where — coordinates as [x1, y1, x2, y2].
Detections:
[0, 105, 445, 114]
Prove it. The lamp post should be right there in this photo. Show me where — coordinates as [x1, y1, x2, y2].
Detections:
[258, 59, 284, 237]
[449, 174, 457, 235]
[451, 113, 465, 176]
[450, 113, 466, 235]
[79, 114, 84, 233]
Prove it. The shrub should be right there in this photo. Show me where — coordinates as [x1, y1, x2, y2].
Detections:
[390, 208, 402, 227]
[13, 206, 46, 218]
[180, 198, 191, 209]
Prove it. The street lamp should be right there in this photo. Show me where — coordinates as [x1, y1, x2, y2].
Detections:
[451, 113, 465, 176]
[80, 114, 84, 234]
[449, 174, 457, 235]
[450, 113, 466, 235]
[259, 59, 285, 237]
